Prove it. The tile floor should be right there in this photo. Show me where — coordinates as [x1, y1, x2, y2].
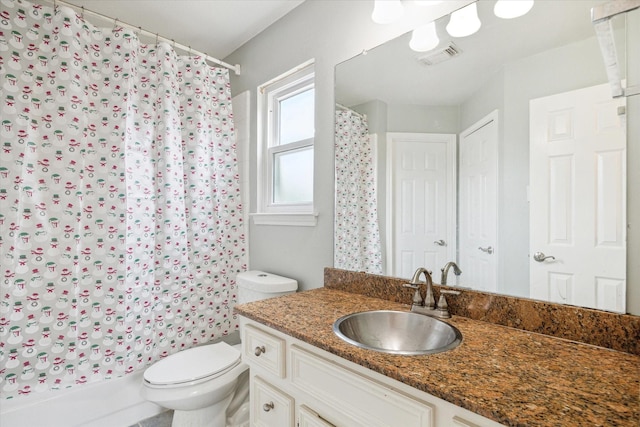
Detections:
[129, 410, 173, 427]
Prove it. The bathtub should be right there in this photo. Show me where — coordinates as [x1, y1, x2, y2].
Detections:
[0, 370, 164, 427]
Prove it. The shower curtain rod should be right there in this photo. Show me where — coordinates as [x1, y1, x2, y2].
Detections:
[336, 103, 367, 120]
[47, 0, 241, 75]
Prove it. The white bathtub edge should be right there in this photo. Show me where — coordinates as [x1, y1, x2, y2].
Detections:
[1, 371, 163, 427]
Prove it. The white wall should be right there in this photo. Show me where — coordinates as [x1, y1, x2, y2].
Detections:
[223, 0, 472, 290]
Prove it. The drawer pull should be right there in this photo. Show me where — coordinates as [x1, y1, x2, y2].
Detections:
[254, 345, 266, 356]
[263, 401, 275, 412]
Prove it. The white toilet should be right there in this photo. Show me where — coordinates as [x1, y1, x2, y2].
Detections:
[141, 271, 297, 427]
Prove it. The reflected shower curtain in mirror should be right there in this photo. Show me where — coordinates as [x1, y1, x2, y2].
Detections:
[0, 0, 246, 399]
[334, 109, 382, 274]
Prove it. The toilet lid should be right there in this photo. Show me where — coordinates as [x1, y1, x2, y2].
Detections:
[143, 342, 241, 386]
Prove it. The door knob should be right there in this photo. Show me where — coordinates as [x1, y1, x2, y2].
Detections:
[533, 252, 555, 262]
[478, 246, 493, 254]
[434, 240, 446, 246]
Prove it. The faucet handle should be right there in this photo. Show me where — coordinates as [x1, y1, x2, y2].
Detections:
[436, 294, 452, 318]
[403, 283, 423, 305]
[436, 290, 461, 318]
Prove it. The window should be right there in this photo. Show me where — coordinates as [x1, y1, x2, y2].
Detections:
[255, 61, 317, 226]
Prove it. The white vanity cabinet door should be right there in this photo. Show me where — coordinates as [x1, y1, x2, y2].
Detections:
[298, 405, 336, 427]
[251, 376, 295, 427]
[243, 324, 286, 378]
[290, 345, 433, 427]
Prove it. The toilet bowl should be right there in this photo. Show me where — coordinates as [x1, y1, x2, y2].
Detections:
[141, 271, 297, 427]
[141, 342, 249, 427]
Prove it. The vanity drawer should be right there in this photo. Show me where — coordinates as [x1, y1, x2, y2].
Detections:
[243, 324, 286, 378]
[290, 345, 434, 427]
[251, 376, 294, 427]
[299, 405, 336, 427]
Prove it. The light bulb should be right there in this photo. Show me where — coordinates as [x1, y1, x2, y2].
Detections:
[446, 3, 481, 37]
[371, 0, 404, 24]
[494, 0, 534, 19]
[409, 22, 439, 52]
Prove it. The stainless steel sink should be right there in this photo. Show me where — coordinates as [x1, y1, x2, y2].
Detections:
[333, 310, 462, 355]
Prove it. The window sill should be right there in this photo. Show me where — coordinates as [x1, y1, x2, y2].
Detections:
[251, 212, 318, 227]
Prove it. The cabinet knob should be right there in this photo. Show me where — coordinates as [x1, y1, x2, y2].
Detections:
[254, 345, 266, 356]
[263, 401, 275, 412]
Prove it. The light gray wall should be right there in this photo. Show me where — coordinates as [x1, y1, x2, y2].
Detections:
[387, 105, 460, 133]
[223, 0, 471, 290]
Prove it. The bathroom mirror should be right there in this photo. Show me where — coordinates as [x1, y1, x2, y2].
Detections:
[334, 0, 632, 312]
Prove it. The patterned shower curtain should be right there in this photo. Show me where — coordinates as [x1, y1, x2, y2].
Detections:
[334, 109, 382, 274]
[0, 0, 246, 399]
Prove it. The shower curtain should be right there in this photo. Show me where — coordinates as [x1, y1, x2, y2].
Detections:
[0, 0, 246, 399]
[334, 109, 382, 274]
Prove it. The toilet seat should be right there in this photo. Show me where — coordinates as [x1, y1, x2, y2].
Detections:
[144, 342, 241, 387]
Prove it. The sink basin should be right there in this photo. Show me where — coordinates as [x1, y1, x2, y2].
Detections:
[333, 310, 462, 355]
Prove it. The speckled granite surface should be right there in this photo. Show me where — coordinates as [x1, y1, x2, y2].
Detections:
[235, 288, 640, 427]
[324, 268, 640, 355]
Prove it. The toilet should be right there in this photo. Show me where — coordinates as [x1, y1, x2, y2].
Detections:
[141, 271, 297, 427]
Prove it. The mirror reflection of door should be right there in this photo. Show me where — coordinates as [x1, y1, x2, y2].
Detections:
[458, 112, 498, 292]
[387, 133, 456, 280]
[530, 83, 626, 312]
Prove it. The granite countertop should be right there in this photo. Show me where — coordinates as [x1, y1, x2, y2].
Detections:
[235, 288, 640, 427]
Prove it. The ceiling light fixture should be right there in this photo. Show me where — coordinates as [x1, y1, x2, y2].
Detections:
[494, 0, 534, 19]
[446, 3, 481, 37]
[371, 0, 405, 25]
[409, 21, 440, 52]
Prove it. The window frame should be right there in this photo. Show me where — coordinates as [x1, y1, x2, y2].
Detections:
[255, 61, 317, 226]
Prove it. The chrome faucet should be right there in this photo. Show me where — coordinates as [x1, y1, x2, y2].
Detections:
[440, 261, 462, 286]
[403, 268, 458, 318]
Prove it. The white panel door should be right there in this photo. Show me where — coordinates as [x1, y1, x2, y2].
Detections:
[458, 112, 498, 292]
[530, 83, 626, 312]
[387, 133, 456, 280]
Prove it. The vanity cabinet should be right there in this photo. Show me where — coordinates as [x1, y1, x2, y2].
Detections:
[240, 317, 504, 427]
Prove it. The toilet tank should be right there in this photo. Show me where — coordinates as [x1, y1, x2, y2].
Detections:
[237, 271, 297, 304]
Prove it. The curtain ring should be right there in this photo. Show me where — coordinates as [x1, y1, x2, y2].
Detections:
[80, 6, 84, 19]
[155, 33, 159, 47]
[113, 18, 118, 30]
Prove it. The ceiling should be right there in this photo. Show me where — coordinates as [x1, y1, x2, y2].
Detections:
[336, 0, 614, 107]
[60, 0, 305, 60]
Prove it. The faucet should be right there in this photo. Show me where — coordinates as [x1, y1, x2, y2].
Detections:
[403, 268, 459, 318]
[405, 267, 435, 309]
[440, 261, 462, 286]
